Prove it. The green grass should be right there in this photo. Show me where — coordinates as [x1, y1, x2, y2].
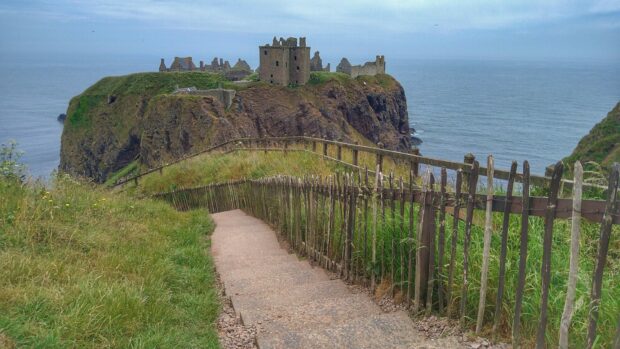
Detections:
[307, 71, 352, 85]
[104, 160, 139, 186]
[147, 148, 619, 348]
[0, 174, 220, 348]
[563, 102, 620, 175]
[136, 150, 345, 194]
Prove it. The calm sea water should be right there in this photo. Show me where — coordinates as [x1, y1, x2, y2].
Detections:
[0, 56, 618, 178]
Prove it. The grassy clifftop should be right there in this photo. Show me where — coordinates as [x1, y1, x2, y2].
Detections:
[563, 102, 620, 174]
[60, 71, 410, 183]
[0, 175, 220, 347]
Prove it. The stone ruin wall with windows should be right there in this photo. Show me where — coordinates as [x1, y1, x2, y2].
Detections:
[259, 37, 311, 86]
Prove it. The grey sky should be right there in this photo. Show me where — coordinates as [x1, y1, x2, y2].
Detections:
[1, 0, 619, 64]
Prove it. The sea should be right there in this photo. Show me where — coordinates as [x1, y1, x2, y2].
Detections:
[0, 55, 618, 179]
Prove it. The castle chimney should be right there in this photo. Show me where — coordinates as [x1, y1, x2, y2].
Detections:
[300, 37, 306, 47]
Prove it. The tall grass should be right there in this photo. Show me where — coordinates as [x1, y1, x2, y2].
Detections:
[0, 174, 220, 348]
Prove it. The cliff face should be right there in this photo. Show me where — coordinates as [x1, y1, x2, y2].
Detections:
[60, 72, 411, 182]
[562, 101, 620, 174]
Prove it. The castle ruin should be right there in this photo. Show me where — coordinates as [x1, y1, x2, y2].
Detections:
[310, 51, 330, 72]
[159, 57, 253, 80]
[173, 86, 236, 109]
[336, 56, 385, 78]
[259, 37, 310, 86]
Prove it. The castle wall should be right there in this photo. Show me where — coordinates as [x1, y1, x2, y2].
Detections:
[259, 46, 291, 86]
[259, 37, 310, 86]
[289, 46, 310, 85]
[338, 56, 385, 78]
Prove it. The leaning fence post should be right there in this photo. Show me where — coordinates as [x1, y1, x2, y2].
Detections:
[587, 163, 620, 349]
[476, 155, 494, 334]
[535, 161, 563, 349]
[371, 166, 381, 291]
[460, 160, 479, 327]
[513, 161, 530, 348]
[559, 161, 583, 349]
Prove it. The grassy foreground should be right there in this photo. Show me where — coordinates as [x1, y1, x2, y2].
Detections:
[0, 175, 219, 348]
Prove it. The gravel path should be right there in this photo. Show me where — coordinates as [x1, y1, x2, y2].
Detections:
[212, 210, 503, 349]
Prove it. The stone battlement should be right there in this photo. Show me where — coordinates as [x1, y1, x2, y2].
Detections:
[336, 56, 386, 78]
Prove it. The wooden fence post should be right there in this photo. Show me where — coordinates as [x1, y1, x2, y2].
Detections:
[513, 161, 530, 348]
[415, 169, 434, 314]
[476, 155, 495, 334]
[446, 170, 462, 317]
[376, 142, 384, 173]
[587, 163, 620, 349]
[460, 160, 479, 327]
[411, 148, 420, 178]
[535, 161, 563, 349]
[437, 168, 448, 314]
[463, 153, 475, 193]
[323, 142, 328, 157]
[493, 161, 517, 338]
[337, 145, 342, 161]
[559, 161, 583, 349]
[312, 140, 317, 152]
[353, 144, 359, 167]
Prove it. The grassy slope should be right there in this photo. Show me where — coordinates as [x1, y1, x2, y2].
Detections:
[0, 175, 220, 348]
[563, 102, 620, 174]
[138, 149, 619, 347]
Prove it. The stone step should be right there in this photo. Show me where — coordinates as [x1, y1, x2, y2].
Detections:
[221, 260, 323, 284]
[223, 266, 330, 297]
[256, 311, 460, 349]
[215, 254, 301, 274]
[242, 293, 382, 330]
[231, 279, 350, 315]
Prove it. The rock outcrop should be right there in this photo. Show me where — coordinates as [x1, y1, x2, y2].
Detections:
[60, 72, 411, 182]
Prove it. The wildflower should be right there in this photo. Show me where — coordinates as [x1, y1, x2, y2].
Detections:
[65, 203, 70, 207]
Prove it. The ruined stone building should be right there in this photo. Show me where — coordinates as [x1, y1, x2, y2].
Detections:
[159, 56, 253, 80]
[310, 51, 330, 72]
[259, 37, 310, 86]
[160, 57, 198, 72]
[337, 56, 385, 78]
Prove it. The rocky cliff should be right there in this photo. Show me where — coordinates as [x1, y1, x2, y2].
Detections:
[60, 72, 411, 182]
[561, 101, 620, 174]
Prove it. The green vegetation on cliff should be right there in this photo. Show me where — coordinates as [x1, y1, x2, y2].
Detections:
[0, 173, 220, 347]
[563, 102, 620, 174]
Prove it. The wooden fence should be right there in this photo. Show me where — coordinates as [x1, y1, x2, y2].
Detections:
[113, 136, 605, 193]
[153, 162, 620, 349]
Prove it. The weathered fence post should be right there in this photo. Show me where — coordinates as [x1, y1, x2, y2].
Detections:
[559, 161, 583, 349]
[513, 161, 530, 348]
[415, 169, 435, 314]
[446, 170, 462, 317]
[493, 161, 517, 338]
[535, 161, 563, 349]
[337, 145, 342, 161]
[460, 160, 479, 327]
[353, 143, 359, 166]
[587, 163, 620, 349]
[411, 148, 420, 178]
[437, 168, 448, 314]
[476, 155, 494, 334]
[323, 142, 328, 157]
[371, 167, 381, 291]
[376, 142, 384, 173]
[463, 153, 475, 193]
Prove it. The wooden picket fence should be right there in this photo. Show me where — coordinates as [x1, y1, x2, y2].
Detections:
[153, 161, 620, 349]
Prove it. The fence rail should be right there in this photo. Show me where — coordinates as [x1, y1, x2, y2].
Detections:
[153, 162, 620, 348]
[113, 136, 605, 193]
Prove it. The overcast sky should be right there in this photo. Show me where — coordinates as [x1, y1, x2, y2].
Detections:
[1, 0, 619, 65]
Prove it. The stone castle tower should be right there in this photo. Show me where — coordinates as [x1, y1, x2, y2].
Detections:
[259, 37, 310, 86]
